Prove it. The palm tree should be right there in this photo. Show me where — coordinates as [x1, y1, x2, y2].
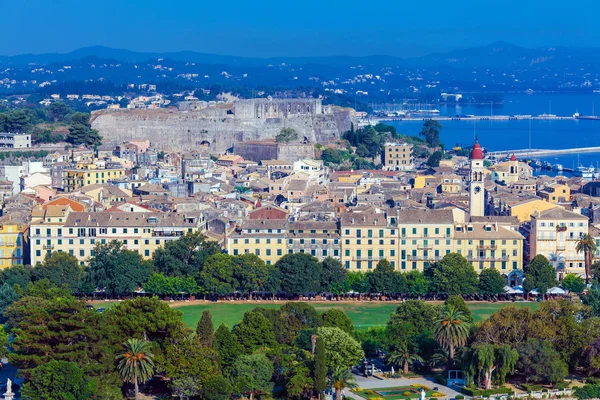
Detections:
[116, 338, 155, 400]
[329, 367, 358, 400]
[434, 305, 470, 371]
[387, 342, 423, 374]
[576, 234, 597, 284]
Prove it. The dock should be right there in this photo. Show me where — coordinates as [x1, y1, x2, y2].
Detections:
[487, 146, 600, 158]
[359, 114, 597, 125]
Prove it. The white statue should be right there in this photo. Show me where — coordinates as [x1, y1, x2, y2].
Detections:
[6, 379, 11, 394]
[391, 366, 395, 375]
[420, 388, 426, 400]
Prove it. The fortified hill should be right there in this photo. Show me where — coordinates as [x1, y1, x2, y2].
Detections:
[91, 98, 354, 152]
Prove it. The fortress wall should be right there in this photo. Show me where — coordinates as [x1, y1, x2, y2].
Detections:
[91, 107, 352, 153]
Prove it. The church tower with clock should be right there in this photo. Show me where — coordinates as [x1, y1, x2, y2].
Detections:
[469, 138, 485, 217]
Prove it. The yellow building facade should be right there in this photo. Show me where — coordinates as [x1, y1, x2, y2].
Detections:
[0, 215, 28, 268]
[30, 210, 206, 265]
[63, 168, 126, 192]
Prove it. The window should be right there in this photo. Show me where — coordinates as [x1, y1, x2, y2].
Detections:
[80, 249, 85, 257]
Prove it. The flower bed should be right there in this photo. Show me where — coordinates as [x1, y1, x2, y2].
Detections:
[352, 385, 445, 400]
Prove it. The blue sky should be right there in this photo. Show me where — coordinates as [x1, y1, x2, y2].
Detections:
[4, 0, 598, 57]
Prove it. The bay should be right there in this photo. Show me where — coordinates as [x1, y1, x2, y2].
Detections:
[388, 93, 600, 172]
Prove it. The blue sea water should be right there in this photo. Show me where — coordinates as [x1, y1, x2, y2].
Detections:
[388, 93, 600, 172]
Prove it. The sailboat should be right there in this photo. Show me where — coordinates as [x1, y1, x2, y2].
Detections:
[573, 153, 594, 178]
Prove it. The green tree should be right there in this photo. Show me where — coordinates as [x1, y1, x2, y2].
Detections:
[46, 101, 71, 122]
[1, 263, 32, 288]
[66, 112, 102, 146]
[387, 300, 442, 339]
[356, 144, 369, 158]
[275, 253, 322, 294]
[523, 255, 558, 295]
[369, 259, 400, 294]
[516, 338, 568, 384]
[388, 341, 423, 374]
[403, 270, 430, 295]
[426, 150, 443, 167]
[275, 127, 299, 143]
[474, 305, 534, 346]
[196, 310, 214, 347]
[462, 344, 518, 389]
[431, 253, 479, 295]
[577, 234, 598, 284]
[88, 241, 150, 296]
[202, 374, 234, 400]
[434, 304, 471, 370]
[316, 327, 363, 371]
[321, 309, 354, 336]
[199, 254, 238, 296]
[214, 323, 242, 369]
[0, 283, 19, 316]
[8, 295, 104, 379]
[116, 338, 155, 400]
[231, 353, 274, 400]
[33, 252, 83, 293]
[233, 253, 275, 298]
[320, 257, 347, 293]
[329, 367, 358, 400]
[171, 376, 200, 400]
[562, 273, 586, 293]
[152, 231, 220, 277]
[314, 336, 327, 397]
[419, 120, 442, 147]
[478, 268, 506, 295]
[444, 295, 474, 324]
[21, 360, 97, 400]
[234, 311, 276, 352]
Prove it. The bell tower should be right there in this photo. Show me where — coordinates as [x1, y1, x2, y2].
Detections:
[469, 138, 485, 217]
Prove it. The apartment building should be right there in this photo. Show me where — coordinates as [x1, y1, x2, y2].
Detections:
[383, 142, 413, 171]
[338, 208, 524, 273]
[30, 209, 206, 265]
[227, 219, 287, 265]
[0, 214, 29, 268]
[63, 166, 126, 192]
[529, 207, 589, 279]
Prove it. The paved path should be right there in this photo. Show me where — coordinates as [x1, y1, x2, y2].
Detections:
[344, 375, 463, 400]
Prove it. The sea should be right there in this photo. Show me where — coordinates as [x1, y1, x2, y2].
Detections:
[387, 93, 600, 176]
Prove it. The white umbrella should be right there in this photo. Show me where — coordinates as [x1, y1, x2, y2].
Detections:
[529, 289, 540, 295]
[507, 285, 525, 294]
[547, 287, 566, 295]
[503, 285, 513, 293]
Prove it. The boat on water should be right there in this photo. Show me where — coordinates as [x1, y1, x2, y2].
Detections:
[574, 165, 595, 178]
[530, 159, 542, 168]
[541, 161, 552, 170]
[553, 164, 564, 172]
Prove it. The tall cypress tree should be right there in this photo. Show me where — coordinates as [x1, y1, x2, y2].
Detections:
[196, 310, 214, 347]
[213, 323, 242, 369]
[314, 336, 327, 398]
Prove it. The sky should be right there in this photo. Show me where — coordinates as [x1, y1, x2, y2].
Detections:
[3, 0, 599, 57]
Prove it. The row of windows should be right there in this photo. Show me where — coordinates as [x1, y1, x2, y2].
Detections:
[345, 260, 520, 270]
[233, 238, 340, 245]
[344, 227, 454, 237]
[232, 248, 340, 258]
[36, 248, 153, 258]
[35, 227, 152, 236]
[539, 222, 585, 228]
[34, 237, 172, 246]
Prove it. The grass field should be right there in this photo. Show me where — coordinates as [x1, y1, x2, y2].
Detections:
[170, 301, 540, 329]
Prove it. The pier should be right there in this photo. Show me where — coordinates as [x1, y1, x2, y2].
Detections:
[487, 146, 600, 158]
[358, 114, 598, 125]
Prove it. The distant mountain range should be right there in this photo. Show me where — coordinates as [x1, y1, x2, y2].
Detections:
[3, 42, 600, 69]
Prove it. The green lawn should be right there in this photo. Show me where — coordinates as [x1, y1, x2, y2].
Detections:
[353, 385, 444, 400]
[171, 301, 540, 329]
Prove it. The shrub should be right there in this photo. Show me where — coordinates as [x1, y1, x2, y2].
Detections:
[431, 393, 445, 397]
[521, 384, 543, 392]
[455, 396, 464, 400]
[404, 392, 411, 396]
[460, 387, 514, 397]
[434, 374, 447, 386]
[553, 381, 570, 390]
[574, 384, 600, 399]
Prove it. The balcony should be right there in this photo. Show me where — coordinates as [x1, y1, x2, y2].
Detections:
[468, 256, 510, 262]
[477, 245, 498, 250]
[537, 236, 557, 241]
[43, 244, 54, 250]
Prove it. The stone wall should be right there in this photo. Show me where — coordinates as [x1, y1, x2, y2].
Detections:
[91, 106, 352, 153]
[235, 141, 315, 163]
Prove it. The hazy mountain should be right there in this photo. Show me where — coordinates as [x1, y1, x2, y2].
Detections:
[3, 42, 600, 69]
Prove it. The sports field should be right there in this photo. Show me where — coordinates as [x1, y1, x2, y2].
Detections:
[171, 301, 540, 329]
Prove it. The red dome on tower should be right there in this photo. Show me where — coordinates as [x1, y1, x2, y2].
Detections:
[471, 139, 484, 160]
[510, 154, 517, 161]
